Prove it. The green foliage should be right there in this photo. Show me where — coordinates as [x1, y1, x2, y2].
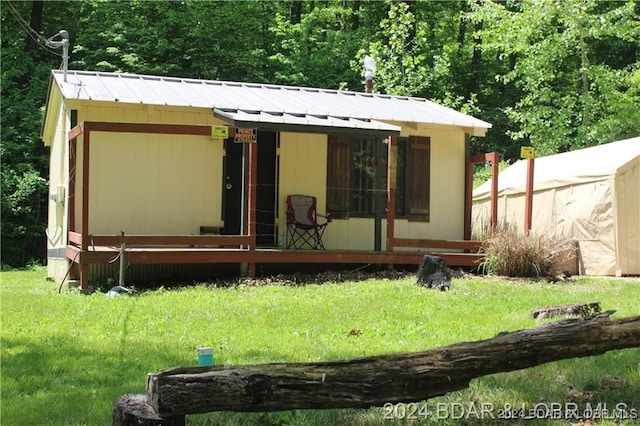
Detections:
[1, 1, 61, 267]
[1, 270, 639, 424]
[2, 0, 639, 266]
[269, 2, 363, 89]
[468, 0, 640, 155]
[479, 227, 576, 278]
[472, 159, 511, 189]
[71, 1, 277, 81]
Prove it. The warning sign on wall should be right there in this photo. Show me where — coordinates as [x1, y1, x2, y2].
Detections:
[234, 128, 257, 143]
[211, 125, 229, 139]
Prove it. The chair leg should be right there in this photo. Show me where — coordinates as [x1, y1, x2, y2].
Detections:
[314, 224, 328, 250]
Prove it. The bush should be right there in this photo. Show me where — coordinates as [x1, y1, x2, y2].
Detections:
[478, 227, 575, 278]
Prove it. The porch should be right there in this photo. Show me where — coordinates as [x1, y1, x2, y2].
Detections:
[62, 121, 493, 289]
[67, 231, 483, 287]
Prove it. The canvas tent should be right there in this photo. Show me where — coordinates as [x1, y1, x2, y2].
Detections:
[473, 137, 640, 276]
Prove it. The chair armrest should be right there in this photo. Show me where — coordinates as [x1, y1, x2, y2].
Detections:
[317, 213, 332, 223]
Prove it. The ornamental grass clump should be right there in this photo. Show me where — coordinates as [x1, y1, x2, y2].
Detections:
[479, 227, 575, 278]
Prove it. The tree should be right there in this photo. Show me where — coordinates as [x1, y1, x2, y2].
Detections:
[1, 0, 68, 267]
[467, 0, 640, 155]
[268, 1, 365, 89]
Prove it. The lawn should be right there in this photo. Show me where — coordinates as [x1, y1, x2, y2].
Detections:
[1, 268, 638, 425]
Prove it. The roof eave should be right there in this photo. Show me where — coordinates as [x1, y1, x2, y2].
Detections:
[213, 108, 401, 137]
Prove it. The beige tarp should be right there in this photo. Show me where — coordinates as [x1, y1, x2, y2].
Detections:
[473, 137, 640, 276]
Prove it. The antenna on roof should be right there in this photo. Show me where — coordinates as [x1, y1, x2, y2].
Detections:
[364, 55, 376, 94]
[46, 30, 70, 82]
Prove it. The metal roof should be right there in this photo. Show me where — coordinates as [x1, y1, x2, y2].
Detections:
[51, 70, 492, 136]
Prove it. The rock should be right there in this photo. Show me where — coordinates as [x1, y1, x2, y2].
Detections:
[415, 255, 452, 290]
[107, 285, 135, 297]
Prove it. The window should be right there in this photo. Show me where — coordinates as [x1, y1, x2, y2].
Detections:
[327, 135, 430, 221]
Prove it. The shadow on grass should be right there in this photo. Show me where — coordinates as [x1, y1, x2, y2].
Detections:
[0, 333, 182, 424]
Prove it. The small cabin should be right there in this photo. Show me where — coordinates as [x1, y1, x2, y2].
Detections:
[41, 70, 492, 288]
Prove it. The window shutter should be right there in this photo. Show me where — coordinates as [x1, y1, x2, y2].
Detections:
[327, 135, 350, 219]
[407, 136, 430, 221]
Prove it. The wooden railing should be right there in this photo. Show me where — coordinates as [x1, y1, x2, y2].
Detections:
[68, 231, 252, 248]
[391, 238, 482, 252]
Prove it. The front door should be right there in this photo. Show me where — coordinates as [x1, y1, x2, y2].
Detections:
[222, 131, 277, 246]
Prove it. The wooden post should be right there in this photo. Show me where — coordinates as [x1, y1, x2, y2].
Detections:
[524, 157, 534, 236]
[490, 151, 499, 230]
[386, 136, 397, 252]
[80, 123, 91, 289]
[145, 314, 639, 416]
[68, 136, 77, 281]
[247, 140, 258, 276]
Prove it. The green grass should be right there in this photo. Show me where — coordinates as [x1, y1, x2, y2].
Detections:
[1, 268, 639, 425]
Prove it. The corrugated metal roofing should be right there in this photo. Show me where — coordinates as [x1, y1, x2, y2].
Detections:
[52, 70, 492, 135]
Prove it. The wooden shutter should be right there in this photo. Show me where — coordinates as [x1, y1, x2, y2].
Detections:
[327, 135, 350, 219]
[407, 136, 430, 221]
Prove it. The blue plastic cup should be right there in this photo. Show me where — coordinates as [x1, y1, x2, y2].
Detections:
[197, 347, 214, 366]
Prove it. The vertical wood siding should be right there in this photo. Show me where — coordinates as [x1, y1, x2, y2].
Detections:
[78, 104, 225, 235]
[278, 132, 328, 239]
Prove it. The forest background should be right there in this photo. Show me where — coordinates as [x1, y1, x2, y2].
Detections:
[2, 0, 639, 268]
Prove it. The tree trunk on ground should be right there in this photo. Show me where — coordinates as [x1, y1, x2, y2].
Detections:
[146, 313, 640, 417]
[113, 394, 185, 426]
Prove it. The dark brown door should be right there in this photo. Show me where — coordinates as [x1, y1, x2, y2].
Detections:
[222, 131, 277, 245]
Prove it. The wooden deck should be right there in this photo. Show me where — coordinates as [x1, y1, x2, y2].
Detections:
[66, 233, 483, 287]
[67, 245, 482, 267]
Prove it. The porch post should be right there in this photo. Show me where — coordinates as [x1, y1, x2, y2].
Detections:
[247, 140, 258, 276]
[386, 136, 397, 251]
[490, 152, 499, 230]
[464, 135, 473, 240]
[80, 123, 91, 289]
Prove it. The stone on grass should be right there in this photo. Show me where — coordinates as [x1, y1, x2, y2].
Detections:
[415, 255, 452, 291]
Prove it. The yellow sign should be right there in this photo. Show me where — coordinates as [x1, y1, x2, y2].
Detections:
[520, 146, 535, 159]
[211, 125, 228, 139]
[234, 127, 257, 143]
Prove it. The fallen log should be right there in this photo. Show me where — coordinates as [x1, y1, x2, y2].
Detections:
[531, 301, 601, 319]
[145, 313, 640, 417]
[113, 394, 184, 426]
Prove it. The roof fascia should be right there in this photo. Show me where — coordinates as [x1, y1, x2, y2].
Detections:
[213, 109, 400, 137]
[41, 73, 61, 146]
[384, 120, 487, 137]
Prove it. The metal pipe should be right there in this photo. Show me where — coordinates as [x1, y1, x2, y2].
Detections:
[119, 230, 126, 286]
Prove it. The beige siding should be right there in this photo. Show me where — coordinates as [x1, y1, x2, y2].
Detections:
[324, 218, 384, 251]
[76, 103, 225, 235]
[88, 132, 221, 235]
[46, 103, 70, 248]
[78, 102, 226, 127]
[280, 127, 467, 251]
[45, 96, 71, 281]
[278, 132, 328, 242]
[394, 127, 466, 242]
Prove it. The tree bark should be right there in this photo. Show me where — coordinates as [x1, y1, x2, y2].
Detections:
[112, 394, 185, 426]
[146, 314, 640, 417]
[26, 1, 44, 52]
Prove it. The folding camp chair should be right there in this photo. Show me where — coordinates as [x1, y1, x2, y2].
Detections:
[286, 195, 332, 250]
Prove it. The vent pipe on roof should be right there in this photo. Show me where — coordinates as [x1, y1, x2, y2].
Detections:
[46, 30, 70, 82]
[364, 55, 376, 93]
